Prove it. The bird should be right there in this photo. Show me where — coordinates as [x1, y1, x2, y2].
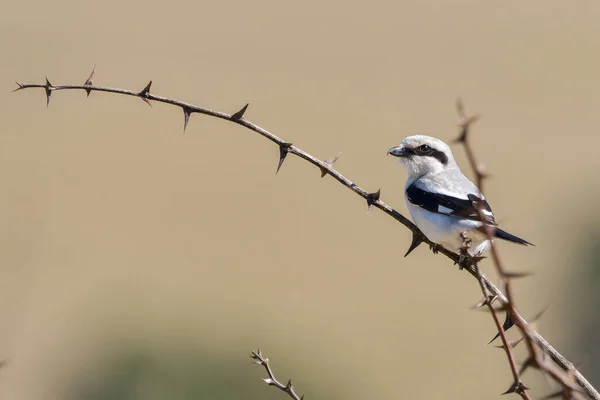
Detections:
[387, 135, 533, 256]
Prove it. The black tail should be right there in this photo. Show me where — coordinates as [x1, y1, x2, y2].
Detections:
[495, 228, 534, 246]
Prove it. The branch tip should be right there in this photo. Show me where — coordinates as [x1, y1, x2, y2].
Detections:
[456, 97, 466, 117]
[231, 103, 249, 121]
[13, 82, 24, 92]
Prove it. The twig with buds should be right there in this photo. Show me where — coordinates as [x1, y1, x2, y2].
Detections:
[250, 350, 304, 400]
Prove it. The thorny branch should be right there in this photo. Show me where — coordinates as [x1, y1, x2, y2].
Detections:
[13, 70, 599, 400]
[250, 350, 304, 400]
[457, 102, 590, 400]
[459, 232, 531, 400]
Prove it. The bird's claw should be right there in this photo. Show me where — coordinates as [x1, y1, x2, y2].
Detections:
[457, 253, 469, 270]
[429, 243, 442, 254]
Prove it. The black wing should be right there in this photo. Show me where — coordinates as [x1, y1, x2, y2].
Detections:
[406, 184, 496, 225]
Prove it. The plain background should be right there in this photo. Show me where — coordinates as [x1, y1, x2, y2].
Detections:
[1, 1, 600, 399]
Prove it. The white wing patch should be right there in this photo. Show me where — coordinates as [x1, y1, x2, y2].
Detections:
[438, 205, 454, 214]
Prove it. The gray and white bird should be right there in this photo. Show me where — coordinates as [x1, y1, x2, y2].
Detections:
[388, 135, 532, 255]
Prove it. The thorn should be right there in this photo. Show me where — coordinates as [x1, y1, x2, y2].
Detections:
[404, 232, 423, 257]
[286, 379, 293, 390]
[455, 253, 485, 270]
[276, 143, 292, 174]
[182, 107, 192, 132]
[320, 152, 341, 178]
[231, 103, 249, 121]
[469, 295, 497, 310]
[529, 307, 548, 324]
[84, 65, 95, 97]
[13, 82, 24, 92]
[262, 378, 274, 385]
[501, 382, 528, 396]
[518, 357, 537, 376]
[503, 271, 533, 279]
[138, 80, 153, 107]
[494, 337, 524, 350]
[140, 80, 152, 94]
[489, 312, 515, 343]
[475, 304, 507, 313]
[469, 296, 488, 310]
[471, 256, 486, 264]
[365, 189, 380, 214]
[44, 77, 53, 107]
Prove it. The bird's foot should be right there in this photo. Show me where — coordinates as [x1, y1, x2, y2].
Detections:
[457, 253, 469, 270]
[429, 243, 442, 254]
[456, 252, 485, 271]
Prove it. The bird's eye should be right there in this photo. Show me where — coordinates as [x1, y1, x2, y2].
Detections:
[418, 144, 432, 154]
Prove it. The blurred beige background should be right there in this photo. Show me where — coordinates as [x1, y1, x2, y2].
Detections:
[1, 0, 600, 399]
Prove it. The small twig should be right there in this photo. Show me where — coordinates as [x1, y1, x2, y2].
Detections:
[250, 350, 304, 400]
[455, 98, 486, 188]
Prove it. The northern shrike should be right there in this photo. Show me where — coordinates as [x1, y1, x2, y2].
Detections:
[388, 135, 532, 256]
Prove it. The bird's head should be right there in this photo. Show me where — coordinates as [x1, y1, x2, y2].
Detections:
[388, 135, 457, 177]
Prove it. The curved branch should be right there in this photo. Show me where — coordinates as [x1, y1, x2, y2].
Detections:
[14, 76, 599, 399]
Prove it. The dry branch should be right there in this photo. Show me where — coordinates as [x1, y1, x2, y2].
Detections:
[13, 70, 599, 400]
[251, 350, 304, 400]
[457, 108, 590, 399]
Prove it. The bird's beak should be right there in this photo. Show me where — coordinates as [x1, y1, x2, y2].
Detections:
[387, 145, 409, 157]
